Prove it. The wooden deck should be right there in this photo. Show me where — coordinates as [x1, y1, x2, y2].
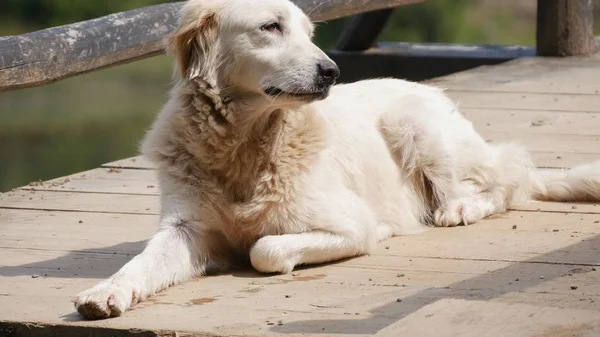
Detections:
[1, 54, 600, 337]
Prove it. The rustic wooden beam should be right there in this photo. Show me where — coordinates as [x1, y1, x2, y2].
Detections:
[335, 9, 395, 51]
[0, 0, 426, 92]
[0, 3, 180, 92]
[536, 0, 595, 56]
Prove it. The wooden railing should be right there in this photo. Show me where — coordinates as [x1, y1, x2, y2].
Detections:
[0, 0, 426, 91]
[0, 0, 595, 91]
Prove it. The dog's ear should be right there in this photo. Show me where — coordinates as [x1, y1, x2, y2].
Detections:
[166, 11, 219, 82]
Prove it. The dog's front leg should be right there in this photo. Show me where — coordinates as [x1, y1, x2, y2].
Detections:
[250, 189, 379, 273]
[250, 231, 374, 274]
[72, 215, 212, 320]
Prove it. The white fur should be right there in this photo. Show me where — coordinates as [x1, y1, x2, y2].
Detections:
[72, 0, 600, 319]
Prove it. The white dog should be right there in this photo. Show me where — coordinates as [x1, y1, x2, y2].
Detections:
[73, 0, 600, 319]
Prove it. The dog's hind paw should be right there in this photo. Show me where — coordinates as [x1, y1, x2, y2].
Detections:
[434, 198, 484, 227]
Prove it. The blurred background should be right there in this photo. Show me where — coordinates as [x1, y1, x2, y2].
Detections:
[1, 0, 599, 191]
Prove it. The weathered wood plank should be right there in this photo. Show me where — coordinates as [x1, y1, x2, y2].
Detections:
[0, 190, 159, 215]
[446, 90, 600, 112]
[0, 3, 180, 92]
[0, 209, 155, 253]
[510, 201, 600, 214]
[482, 132, 600, 154]
[0, 0, 427, 91]
[537, 0, 595, 56]
[529, 152, 600, 169]
[463, 109, 600, 136]
[102, 156, 154, 170]
[427, 58, 600, 95]
[2, 209, 599, 264]
[21, 168, 160, 195]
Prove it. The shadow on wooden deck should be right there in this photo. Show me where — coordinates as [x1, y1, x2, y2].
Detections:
[270, 234, 600, 335]
[0, 234, 597, 334]
[0, 241, 145, 279]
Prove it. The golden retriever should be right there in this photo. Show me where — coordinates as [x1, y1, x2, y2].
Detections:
[73, 0, 600, 319]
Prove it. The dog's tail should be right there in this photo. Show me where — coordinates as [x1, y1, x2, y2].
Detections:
[529, 161, 600, 202]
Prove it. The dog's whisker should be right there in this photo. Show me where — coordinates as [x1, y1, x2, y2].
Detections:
[306, 0, 332, 18]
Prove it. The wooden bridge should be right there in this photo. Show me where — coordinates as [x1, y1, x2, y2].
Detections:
[1, 1, 599, 336]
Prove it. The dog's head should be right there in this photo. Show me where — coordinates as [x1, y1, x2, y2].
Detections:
[167, 0, 339, 108]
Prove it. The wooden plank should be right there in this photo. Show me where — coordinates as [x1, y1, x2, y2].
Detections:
[481, 132, 600, 154]
[510, 201, 600, 214]
[429, 63, 600, 95]
[537, 0, 595, 56]
[376, 300, 600, 337]
[0, 190, 159, 215]
[369, 225, 600, 267]
[101, 156, 154, 170]
[2, 208, 599, 264]
[0, 0, 428, 92]
[464, 109, 600, 136]
[0, 209, 155, 253]
[21, 168, 159, 195]
[530, 151, 600, 169]
[0, 3, 180, 92]
[446, 90, 600, 112]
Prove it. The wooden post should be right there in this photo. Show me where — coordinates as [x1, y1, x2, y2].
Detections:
[536, 0, 595, 56]
[335, 9, 395, 51]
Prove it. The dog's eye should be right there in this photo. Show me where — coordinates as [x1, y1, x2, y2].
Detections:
[260, 22, 282, 33]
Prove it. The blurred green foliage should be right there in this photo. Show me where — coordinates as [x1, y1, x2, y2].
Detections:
[0, 0, 598, 191]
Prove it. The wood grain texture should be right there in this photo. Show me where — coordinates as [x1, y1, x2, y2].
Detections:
[0, 0, 426, 91]
[0, 3, 180, 92]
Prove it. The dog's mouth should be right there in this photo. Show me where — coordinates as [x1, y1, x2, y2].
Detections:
[264, 87, 329, 100]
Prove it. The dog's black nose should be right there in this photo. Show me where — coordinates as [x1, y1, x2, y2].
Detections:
[317, 61, 340, 84]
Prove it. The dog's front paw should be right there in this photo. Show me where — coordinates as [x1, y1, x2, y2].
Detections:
[434, 198, 483, 227]
[250, 236, 299, 274]
[72, 282, 135, 320]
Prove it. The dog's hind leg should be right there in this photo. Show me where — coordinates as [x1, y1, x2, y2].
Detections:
[379, 92, 530, 227]
[433, 142, 536, 227]
[379, 102, 466, 224]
